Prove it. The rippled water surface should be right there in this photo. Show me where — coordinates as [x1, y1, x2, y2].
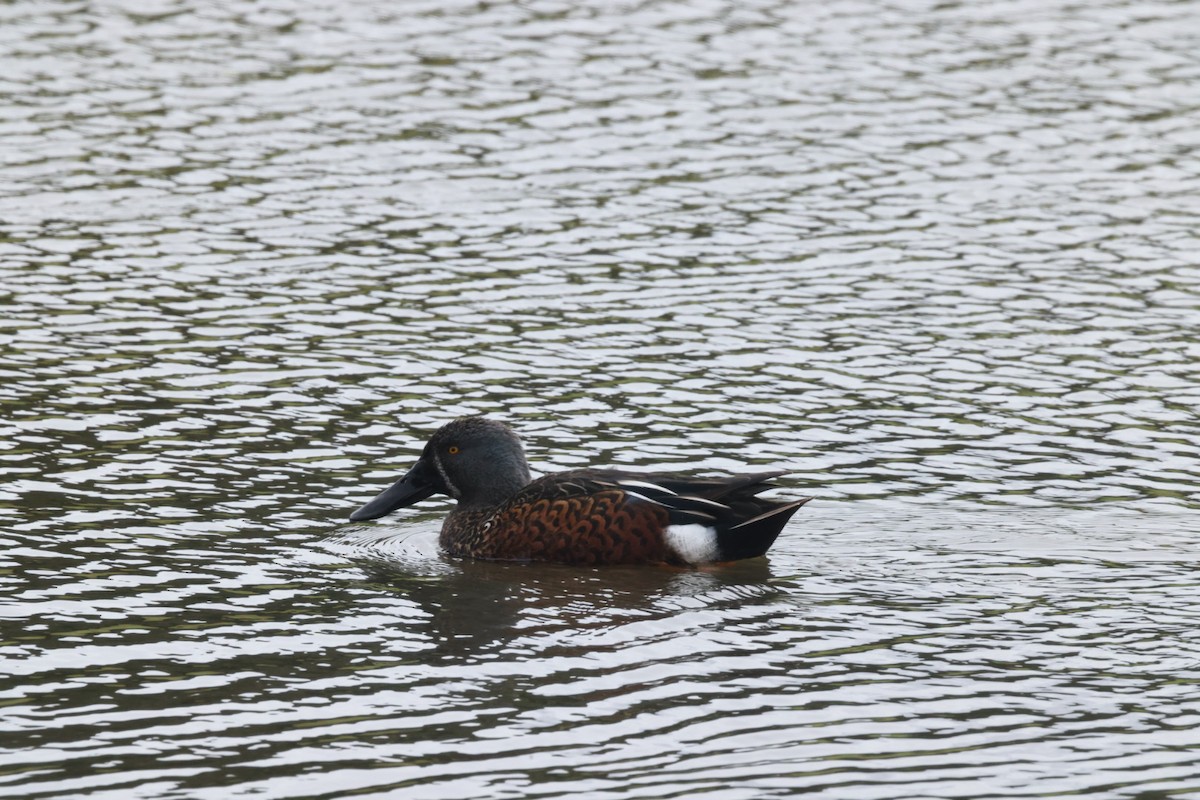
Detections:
[4, 0, 1200, 797]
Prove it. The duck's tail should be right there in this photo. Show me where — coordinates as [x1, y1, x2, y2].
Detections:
[713, 497, 811, 560]
[654, 472, 811, 562]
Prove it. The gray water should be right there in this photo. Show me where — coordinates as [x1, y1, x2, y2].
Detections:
[3, 0, 1200, 797]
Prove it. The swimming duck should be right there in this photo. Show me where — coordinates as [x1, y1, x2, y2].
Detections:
[349, 416, 810, 566]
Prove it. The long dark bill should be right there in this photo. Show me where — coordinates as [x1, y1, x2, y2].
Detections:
[349, 458, 440, 521]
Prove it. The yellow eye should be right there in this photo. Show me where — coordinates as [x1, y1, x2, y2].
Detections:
[448, 446, 459, 455]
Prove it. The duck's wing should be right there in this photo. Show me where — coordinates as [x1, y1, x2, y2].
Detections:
[589, 471, 810, 562]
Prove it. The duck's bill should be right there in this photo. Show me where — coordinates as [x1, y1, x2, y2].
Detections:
[349, 459, 438, 521]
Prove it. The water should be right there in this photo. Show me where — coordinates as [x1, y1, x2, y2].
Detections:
[3, 0, 1200, 796]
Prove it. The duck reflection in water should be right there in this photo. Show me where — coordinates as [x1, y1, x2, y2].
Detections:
[352, 546, 780, 659]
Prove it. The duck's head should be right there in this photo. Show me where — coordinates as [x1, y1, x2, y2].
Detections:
[349, 416, 532, 521]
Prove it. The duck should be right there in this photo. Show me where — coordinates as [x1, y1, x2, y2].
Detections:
[349, 416, 810, 566]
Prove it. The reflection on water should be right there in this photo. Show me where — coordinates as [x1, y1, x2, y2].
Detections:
[3, 0, 1200, 796]
[328, 523, 780, 657]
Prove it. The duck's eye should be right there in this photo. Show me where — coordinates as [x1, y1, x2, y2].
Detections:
[448, 446, 459, 455]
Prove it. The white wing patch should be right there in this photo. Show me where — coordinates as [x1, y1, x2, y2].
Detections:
[664, 523, 719, 564]
[616, 479, 677, 495]
[621, 490, 669, 507]
[676, 495, 730, 512]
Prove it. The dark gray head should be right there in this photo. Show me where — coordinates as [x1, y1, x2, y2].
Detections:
[349, 416, 532, 521]
[422, 416, 531, 503]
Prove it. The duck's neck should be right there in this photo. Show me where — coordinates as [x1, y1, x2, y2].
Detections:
[455, 459, 531, 510]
